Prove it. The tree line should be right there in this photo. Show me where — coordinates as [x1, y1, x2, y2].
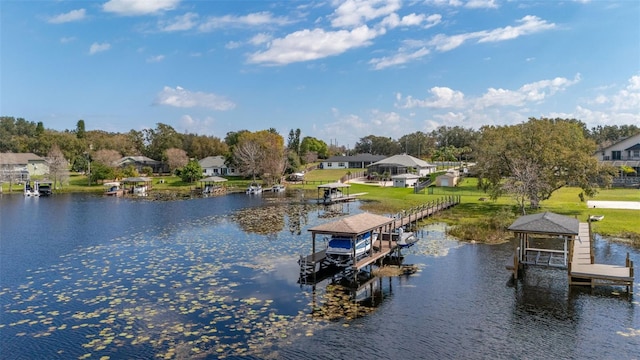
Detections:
[1, 116, 638, 208]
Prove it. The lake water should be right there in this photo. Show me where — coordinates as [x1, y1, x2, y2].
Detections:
[1, 193, 638, 359]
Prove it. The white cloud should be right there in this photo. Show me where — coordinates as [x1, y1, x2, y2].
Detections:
[429, 15, 555, 52]
[369, 47, 430, 70]
[465, 0, 499, 9]
[89, 42, 111, 54]
[330, 0, 401, 28]
[599, 75, 640, 112]
[60, 36, 76, 44]
[155, 86, 236, 111]
[320, 108, 410, 146]
[249, 33, 272, 45]
[396, 87, 466, 109]
[159, 12, 198, 31]
[199, 12, 292, 32]
[249, 25, 383, 65]
[48, 9, 86, 24]
[102, 0, 180, 16]
[380, 13, 441, 29]
[147, 55, 165, 63]
[179, 114, 216, 134]
[477, 74, 581, 108]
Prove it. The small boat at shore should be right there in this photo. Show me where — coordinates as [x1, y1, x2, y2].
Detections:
[103, 182, 124, 197]
[589, 215, 604, 222]
[246, 183, 262, 194]
[271, 184, 286, 192]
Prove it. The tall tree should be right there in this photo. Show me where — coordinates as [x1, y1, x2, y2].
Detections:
[46, 144, 68, 190]
[475, 118, 613, 210]
[143, 123, 182, 161]
[233, 137, 263, 180]
[300, 136, 328, 160]
[165, 148, 189, 173]
[75, 120, 86, 139]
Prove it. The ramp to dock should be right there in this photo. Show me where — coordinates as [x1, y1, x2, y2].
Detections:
[569, 223, 634, 289]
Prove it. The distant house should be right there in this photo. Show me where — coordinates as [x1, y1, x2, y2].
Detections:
[0, 152, 49, 181]
[594, 133, 640, 187]
[435, 169, 460, 187]
[117, 156, 167, 174]
[199, 156, 237, 176]
[392, 173, 421, 188]
[320, 153, 386, 170]
[367, 154, 436, 177]
[595, 133, 640, 174]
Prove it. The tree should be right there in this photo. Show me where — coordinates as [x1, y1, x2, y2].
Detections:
[353, 135, 400, 155]
[93, 149, 121, 168]
[233, 137, 262, 180]
[287, 129, 301, 156]
[398, 131, 435, 158]
[89, 162, 114, 184]
[300, 137, 328, 160]
[46, 144, 68, 189]
[475, 118, 613, 211]
[165, 148, 189, 173]
[76, 120, 86, 139]
[179, 160, 203, 183]
[143, 123, 182, 161]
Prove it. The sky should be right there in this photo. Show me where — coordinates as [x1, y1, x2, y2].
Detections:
[1, 0, 639, 148]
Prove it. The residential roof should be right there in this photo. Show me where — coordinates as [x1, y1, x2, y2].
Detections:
[392, 173, 420, 179]
[600, 133, 640, 152]
[0, 152, 46, 165]
[308, 213, 394, 236]
[122, 176, 153, 183]
[369, 154, 435, 168]
[199, 155, 226, 168]
[324, 153, 386, 163]
[507, 212, 579, 235]
[200, 176, 227, 183]
[317, 182, 351, 189]
[118, 156, 159, 165]
[624, 143, 640, 151]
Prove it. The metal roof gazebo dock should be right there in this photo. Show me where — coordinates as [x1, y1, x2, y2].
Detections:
[506, 212, 634, 292]
[300, 213, 395, 276]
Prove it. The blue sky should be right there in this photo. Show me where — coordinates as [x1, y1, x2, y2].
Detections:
[1, 0, 639, 147]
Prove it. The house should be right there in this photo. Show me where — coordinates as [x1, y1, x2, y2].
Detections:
[0, 152, 49, 182]
[199, 156, 237, 176]
[391, 173, 421, 188]
[595, 133, 640, 175]
[367, 154, 436, 177]
[435, 169, 460, 187]
[320, 153, 386, 170]
[117, 156, 167, 174]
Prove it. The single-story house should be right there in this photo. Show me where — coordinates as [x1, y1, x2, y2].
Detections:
[367, 154, 436, 177]
[117, 156, 168, 174]
[199, 156, 237, 176]
[435, 169, 459, 187]
[320, 153, 386, 170]
[392, 173, 421, 188]
[0, 152, 49, 181]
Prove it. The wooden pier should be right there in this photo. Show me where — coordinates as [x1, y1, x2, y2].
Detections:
[300, 196, 461, 278]
[569, 222, 634, 291]
[507, 212, 634, 292]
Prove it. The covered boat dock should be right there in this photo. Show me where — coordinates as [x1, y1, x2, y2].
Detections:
[506, 212, 634, 292]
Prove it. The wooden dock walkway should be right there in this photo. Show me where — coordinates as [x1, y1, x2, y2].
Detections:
[569, 222, 634, 291]
[300, 196, 461, 278]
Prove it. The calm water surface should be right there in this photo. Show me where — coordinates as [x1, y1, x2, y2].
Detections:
[0, 193, 638, 359]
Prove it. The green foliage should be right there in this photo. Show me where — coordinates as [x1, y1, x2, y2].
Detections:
[141, 166, 153, 176]
[124, 165, 140, 177]
[179, 160, 203, 183]
[89, 162, 114, 184]
[300, 136, 328, 159]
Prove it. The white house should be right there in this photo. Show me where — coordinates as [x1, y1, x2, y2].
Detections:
[320, 153, 386, 170]
[0, 152, 49, 181]
[392, 173, 421, 188]
[595, 133, 640, 171]
[368, 154, 436, 177]
[199, 156, 236, 176]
